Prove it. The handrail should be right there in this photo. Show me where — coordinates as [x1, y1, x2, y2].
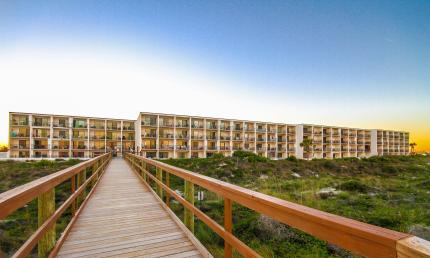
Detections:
[0, 153, 112, 258]
[125, 153, 430, 258]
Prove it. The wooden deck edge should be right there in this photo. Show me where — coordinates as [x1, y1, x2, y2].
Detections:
[397, 236, 430, 258]
[49, 159, 111, 258]
[126, 160, 213, 258]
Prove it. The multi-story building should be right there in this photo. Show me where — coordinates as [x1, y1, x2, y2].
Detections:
[9, 112, 135, 158]
[8, 112, 409, 159]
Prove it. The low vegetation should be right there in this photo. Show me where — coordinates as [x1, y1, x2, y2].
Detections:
[1, 154, 429, 257]
[0, 159, 81, 256]
[163, 152, 430, 257]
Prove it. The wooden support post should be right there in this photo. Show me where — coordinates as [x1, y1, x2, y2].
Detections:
[38, 188, 55, 258]
[92, 160, 98, 188]
[224, 198, 233, 258]
[156, 167, 163, 199]
[165, 171, 170, 208]
[71, 175, 76, 216]
[77, 168, 86, 205]
[141, 159, 145, 178]
[184, 180, 194, 233]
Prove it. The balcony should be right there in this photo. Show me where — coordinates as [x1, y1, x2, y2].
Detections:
[191, 146, 204, 150]
[176, 134, 189, 139]
[123, 126, 135, 131]
[245, 127, 255, 132]
[142, 133, 157, 138]
[32, 144, 48, 150]
[257, 138, 266, 142]
[207, 146, 217, 151]
[219, 136, 231, 141]
[53, 123, 69, 128]
[74, 145, 87, 150]
[73, 124, 87, 129]
[191, 135, 204, 140]
[232, 137, 243, 141]
[122, 136, 135, 141]
[314, 131, 322, 135]
[277, 138, 286, 142]
[73, 135, 87, 140]
[267, 138, 276, 142]
[53, 135, 70, 140]
[256, 128, 266, 133]
[33, 134, 50, 138]
[90, 125, 105, 130]
[141, 121, 157, 127]
[206, 125, 218, 130]
[53, 145, 70, 150]
[176, 123, 189, 128]
[219, 146, 230, 151]
[160, 122, 174, 128]
[33, 121, 50, 127]
[11, 145, 29, 150]
[160, 145, 174, 150]
[219, 126, 231, 131]
[10, 132, 30, 138]
[256, 147, 266, 152]
[12, 119, 29, 126]
[206, 136, 217, 140]
[143, 145, 157, 150]
[160, 134, 174, 139]
[233, 127, 243, 131]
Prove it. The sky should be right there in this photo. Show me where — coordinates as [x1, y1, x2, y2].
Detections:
[0, 0, 429, 151]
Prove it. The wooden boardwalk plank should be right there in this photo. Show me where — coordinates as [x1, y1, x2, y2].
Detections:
[57, 158, 209, 258]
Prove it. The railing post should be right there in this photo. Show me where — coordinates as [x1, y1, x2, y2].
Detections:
[165, 171, 170, 208]
[156, 167, 163, 199]
[224, 198, 233, 258]
[92, 159, 99, 188]
[143, 162, 148, 182]
[184, 180, 194, 233]
[77, 168, 86, 205]
[71, 175, 76, 216]
[38, 188, 55, 258]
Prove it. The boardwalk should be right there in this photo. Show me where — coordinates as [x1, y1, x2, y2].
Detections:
[57, 158, 207, 258]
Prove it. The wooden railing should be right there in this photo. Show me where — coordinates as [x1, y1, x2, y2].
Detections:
[0, 153, 111, 258]
[125, 153, 430, 258]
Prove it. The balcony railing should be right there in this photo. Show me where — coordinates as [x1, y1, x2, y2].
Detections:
[12, 120, 29, 126]
[33, 134, 50, 138]
[191, 135, 204, 140]
[53, 123, 69, 128]
[220, 136, 231, 141]
[142, 134, 157, 138]
[10, 132, 30, 137]
[219, 146, 230, 150]
[160, 134, 174, 138]
[141, 121, 157, 126]
[176, 134, 188, 139]
[191, 146, 204, 150]
[160, 123, 174, 127]
[123, 126, 135, 130]
[143, 145, 157, 150]
[33, 122, 50, 127]
[160, 145, 174, 150]
[176, 122, 189, 128]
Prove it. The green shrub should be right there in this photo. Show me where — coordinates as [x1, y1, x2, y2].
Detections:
[286, 156, 298, 162]
[340, 180, 369, 193]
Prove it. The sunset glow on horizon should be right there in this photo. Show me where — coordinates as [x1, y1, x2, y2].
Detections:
[0, 1, 429, 152]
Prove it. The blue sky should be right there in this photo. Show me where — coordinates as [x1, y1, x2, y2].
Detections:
[0, 0, 429, 149]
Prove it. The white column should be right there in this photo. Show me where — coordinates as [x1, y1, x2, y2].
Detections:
[29, 114, 33, 158]
[217, 120, 221, 152]
[295, 125, 304, 159]
[49, 116, 53, 158]
[370, 129, 378, 156]
[203, 118, 207, 157]
[229, 121, 233, 156]
[173, 116, 177, 158]
[253, 122, 257, 154]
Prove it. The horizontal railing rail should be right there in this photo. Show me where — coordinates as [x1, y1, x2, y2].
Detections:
[0, 153, 112, 258]
[125, 153, 430, 258]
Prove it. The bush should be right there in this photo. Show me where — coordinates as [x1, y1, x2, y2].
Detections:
[233, 150, 255, 158]
[340, 180, 369, 193]
[286, 156, 298, 162]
